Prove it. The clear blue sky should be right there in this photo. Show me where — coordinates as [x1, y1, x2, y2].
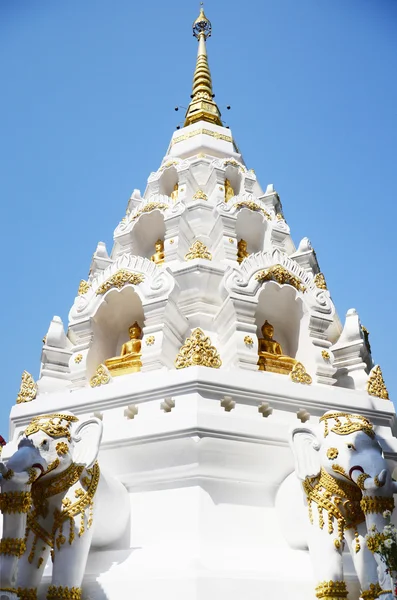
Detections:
[1, 0, 396, 435]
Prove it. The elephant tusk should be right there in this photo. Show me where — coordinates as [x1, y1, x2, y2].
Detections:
[32, 463, 45, 476]
[349, 465, 364, 480]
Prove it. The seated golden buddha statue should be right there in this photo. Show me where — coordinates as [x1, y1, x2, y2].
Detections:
[104, 322, 142, 377]
[224, 178, 235, 202]
[237, 239, 249, 264]
[257, 320, 297, 375]
[151, 239, 165, 265]
[170, 183, 179, 201]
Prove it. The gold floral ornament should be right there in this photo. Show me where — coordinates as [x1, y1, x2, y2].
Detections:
[367, 365, 389, 400]
[321, 350, 330, 361]
[184, 240, 212, 261]
[175, 328, 222, 369]
[326, 448, 338, 460]
[74, 354, 83, 364]
[290, 362, 312, 385]
[16, 371, 37, 404]
[256, 265, 306, 293]
[235, 201, 271, 220]
[314, 272, 327, 290]
[193, 189, 208, 201]
[96, 269, 144, 295]
[361, 583, 384, 600]
[90, 364, 111, 388]
[56, 442, 69, 456]
[78, 279, 91, 295]
[145, 336, 155, 346]
[244, 336, 254, 347]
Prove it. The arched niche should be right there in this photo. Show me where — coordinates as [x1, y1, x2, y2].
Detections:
[159, 166, 178, 196]
[131, 211, 166, 261]
[87, 287, 144, 378]
[255, 282, 305, 359]
[235, 209, 267, 256]
[224, 165, 241, 197]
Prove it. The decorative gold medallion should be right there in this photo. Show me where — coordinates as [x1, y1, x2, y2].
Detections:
[244, 336, 254, 346]
[256, 265, 306, 292]
[367, 365, 389, 400]
[326, 448, 338, 460]
[314, 272, 328, 290]
[321, 350, 330, 360]
[184, 240, 212, 261]
[146, 336, 155, 346]
[193, 189, 208, 201]
[289, 362, 312, 385]
[90, 364, 111, 387]
[16, 371, 37, 404]
[96, 269, 144, 295]
[175, 328, 221, 369]
[78, 279, 91, 295]
[74, 354, 83, 364]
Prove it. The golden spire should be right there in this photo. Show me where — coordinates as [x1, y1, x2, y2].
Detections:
[184, 4, 222, 127]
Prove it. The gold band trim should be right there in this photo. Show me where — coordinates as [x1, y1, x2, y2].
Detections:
[0, 491, 32, 513]
[171, 127, 233, 147]
[17, 588, 38, 600]
[0, 537, 26, 557]
[47, 586, 82, 600]
[360, 496, 395, 514]
[315, 580, 348, 599]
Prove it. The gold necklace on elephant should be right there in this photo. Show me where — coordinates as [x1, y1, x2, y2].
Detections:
[31, 462, 84, 519]
[303, 468, 365, 549]
[25, 462, 100, 566]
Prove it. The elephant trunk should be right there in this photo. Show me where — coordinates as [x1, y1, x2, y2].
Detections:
[0, 464, 43, 597]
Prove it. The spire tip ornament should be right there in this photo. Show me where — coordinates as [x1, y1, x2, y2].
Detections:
[184, 6, 222, 127]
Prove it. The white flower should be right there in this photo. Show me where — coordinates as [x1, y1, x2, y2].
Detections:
[384, 538, 393, 549]
[383, 510, 392, 519]
[383, 525, 392, 534]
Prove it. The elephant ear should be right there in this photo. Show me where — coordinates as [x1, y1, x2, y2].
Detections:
[290, 426, 321, 481]
[72, 417, 103, 469]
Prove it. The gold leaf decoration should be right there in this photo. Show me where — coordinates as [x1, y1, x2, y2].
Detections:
[235, 201, 270, 220]
[16, 371, 37, 404]
[78, 280, 91, 296]
[96, 269, 144, 295]
[131, 202, 169, 221]
[192, 190, 208, 201]
[256, 265, 306, 293]
[290, 362, 312, 385]
[90, 365, 111, 388]
[367, 365, 389, 400]
[184, 240, 212, 261]
[175, 328, 222, 369]
[314, 272, 328, 290]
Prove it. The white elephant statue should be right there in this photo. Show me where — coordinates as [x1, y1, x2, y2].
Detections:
[0, 412, 130, 600]
[285, 411, 397, 600]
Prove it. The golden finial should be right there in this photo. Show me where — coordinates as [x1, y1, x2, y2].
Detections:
[184, 5, 222, 127]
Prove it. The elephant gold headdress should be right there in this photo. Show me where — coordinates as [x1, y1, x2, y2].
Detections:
[24, 413, 78, 442]
[319, 412, 375, 439]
